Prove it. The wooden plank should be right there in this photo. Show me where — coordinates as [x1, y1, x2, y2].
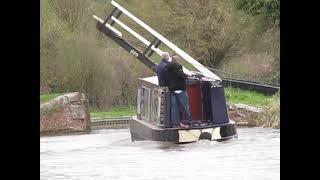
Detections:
[110, 16, 163, 55]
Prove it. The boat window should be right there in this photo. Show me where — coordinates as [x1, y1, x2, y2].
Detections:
[137, 88, 141, 115]
[150, 88, 162, 125]
[140, 86, 150, 120]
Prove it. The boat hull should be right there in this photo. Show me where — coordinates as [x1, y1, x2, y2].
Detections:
[130, 116, 237, 143]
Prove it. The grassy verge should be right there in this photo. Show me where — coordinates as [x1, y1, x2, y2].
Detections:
[41, 88, 273, 118]
[224, 87, 272, 107]
[90, 106, 136, 118]
[40, 93, 64, 104]
[90, 88, 272, 118]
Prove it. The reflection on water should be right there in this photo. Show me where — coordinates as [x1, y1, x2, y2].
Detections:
[40, 127, 280, 180]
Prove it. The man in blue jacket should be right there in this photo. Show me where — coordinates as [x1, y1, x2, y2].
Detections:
[156, 52, 170, 86]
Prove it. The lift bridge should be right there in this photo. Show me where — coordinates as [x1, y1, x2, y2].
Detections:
[93, 0, 221, 80]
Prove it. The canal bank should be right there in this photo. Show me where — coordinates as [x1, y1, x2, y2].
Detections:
[40, 88, 279, 136]
[89, 102, 279, 130]
[40, 103, 279, 137]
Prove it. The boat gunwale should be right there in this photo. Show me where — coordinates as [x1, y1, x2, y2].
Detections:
[132, 116, 236, 131]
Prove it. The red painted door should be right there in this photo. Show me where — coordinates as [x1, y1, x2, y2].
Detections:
[186, 83, 203, 122]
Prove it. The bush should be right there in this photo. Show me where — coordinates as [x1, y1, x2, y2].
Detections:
[163, 0, 240, 67]
[256, 92, 280, 128]
[45, 35, 152, 110]
[48, 0, 89, 31]
[234, 0, 280, 27]
[40, 0, 153, 110]
[163, 0, 279, 85]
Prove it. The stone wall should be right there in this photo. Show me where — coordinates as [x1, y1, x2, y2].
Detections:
[40, 92, 90, 135]
[227, 103, 263, 126]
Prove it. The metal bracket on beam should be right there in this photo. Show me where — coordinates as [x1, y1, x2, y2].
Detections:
[110, 10, 122, 26]
[147, 39, 162, 57]
[143, 38, 158, 56]
[96, 21, 157, 72]
[98, 7, 118, 30]
[94, 15, 123, 37]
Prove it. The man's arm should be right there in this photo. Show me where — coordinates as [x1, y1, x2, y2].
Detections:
[163, 65, 169, 86]
[176, 64, 188, 79]
[157, 62, 165, 86]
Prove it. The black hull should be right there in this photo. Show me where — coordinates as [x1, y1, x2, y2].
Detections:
[130, 116, 238, 143]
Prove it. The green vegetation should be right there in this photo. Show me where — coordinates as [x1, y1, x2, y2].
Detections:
[41, 0, 279, 112]
[90, 106, 136, 118]
[225, 87, 272, 106]
[234, 0, 280, 26]
[40, 93, 64, 104]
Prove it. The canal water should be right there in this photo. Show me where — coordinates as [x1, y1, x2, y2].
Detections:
[40, 127, 280, 180]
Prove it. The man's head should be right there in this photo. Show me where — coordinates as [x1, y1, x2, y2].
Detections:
[161, 52, 170, 61]
[171, 55, 181, 63]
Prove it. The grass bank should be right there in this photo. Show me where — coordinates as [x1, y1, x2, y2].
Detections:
[224, 87, 272, 107]
[40, 93, 64, 104]
[90, 106, 136, 118]
[89, 87, 273, 117]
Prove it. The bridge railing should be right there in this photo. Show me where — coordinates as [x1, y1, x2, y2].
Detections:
[206, 67, 280, 95]
[90, 116, 132, 129]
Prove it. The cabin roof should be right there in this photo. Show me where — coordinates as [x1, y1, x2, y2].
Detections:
[139, 76, 159, 85]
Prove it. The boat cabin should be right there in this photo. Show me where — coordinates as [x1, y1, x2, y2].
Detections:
[136, 75, 231, 129]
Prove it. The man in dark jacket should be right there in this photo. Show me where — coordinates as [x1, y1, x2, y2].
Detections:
[166, 55, 192, 128]
[156, 52, 170, 86]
